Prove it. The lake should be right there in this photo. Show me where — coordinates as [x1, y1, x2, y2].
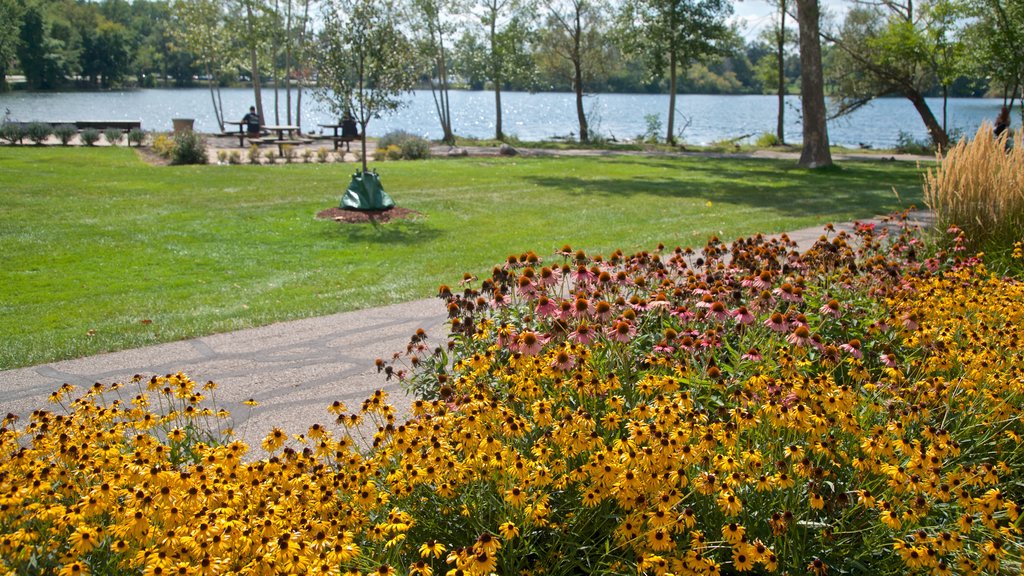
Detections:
[0, 87, 1006, 148]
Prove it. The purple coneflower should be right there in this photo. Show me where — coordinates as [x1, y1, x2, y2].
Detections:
[570, 323, 597, 345]
[607, 320, 636, 343]
[764, 312, 789, 333]
[786, 325, 812, 347]
[535, 296, 558, 317]
[741, 347, 763, 362]
[879, 352, 898, 368]
[538, 266, 561, 287]
[517, 331, 547, 356]
[819, 299, 841, 318]
[839, 339, 863, 359]
[552, 349, 575, 372]
[731, 306, 754, 325]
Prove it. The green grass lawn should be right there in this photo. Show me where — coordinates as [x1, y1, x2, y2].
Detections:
[0, 147, 928, 369]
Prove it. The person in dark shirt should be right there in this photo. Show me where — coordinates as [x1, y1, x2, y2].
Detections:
[994, 106, 1010, 139]
[242, 106, 261, 135]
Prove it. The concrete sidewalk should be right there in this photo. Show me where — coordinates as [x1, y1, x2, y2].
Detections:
[0, 211, 932, 450]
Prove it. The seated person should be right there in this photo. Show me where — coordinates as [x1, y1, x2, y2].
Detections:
[341, 113, 359, 138]
[242, 106, 261, 135]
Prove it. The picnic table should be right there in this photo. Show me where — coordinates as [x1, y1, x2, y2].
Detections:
[224, 120, 263, 146]
[318, 122, 360, 151]
[259, 125, 312, 156]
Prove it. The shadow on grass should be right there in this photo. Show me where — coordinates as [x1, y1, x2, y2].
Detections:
[323, 216, 443, 245]
[525, 157, 926, 219]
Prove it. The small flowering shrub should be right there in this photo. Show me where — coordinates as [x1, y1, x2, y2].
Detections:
[171, 130, 208, 165]
[26, 122, 52, 145]
[80, 128, 102, 147]
[103, 128, 123, 147]
[0, 122, 26, 144]
[151, 133, 174, 158]
[53, 123, 78, 146]
[2, 215, 1022, 576]
[127, 128, 146, 148]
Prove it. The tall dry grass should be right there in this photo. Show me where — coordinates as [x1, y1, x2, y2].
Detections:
[924, 123, 1024, 250]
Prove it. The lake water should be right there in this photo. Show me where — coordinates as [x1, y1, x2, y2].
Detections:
[0, 87, 1006, 148]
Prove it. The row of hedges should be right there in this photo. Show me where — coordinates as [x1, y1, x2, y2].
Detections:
[0, 123, 145, 147]
[2, 212, 1022, 575]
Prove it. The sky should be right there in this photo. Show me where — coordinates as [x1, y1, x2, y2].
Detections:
[730, 0, 850, 40]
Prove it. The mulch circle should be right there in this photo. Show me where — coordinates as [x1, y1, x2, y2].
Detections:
[316, 206, 421, 224]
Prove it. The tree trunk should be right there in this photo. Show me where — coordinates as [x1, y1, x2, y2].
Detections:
[905, 86, 949, 150]
[776, 0, 786, 144]
[495, 83, 503, 141]
[246, 1, 264, 126]
[284, 0, 293, 126]
[573, 10, 588, 143]
[667, 51, 677, 145]
[796, 0, 832, 168]
[490, 13, 503, 141]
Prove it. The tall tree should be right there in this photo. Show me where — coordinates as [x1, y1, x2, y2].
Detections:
[540, 0, 611, 143]
[475, 0, 535, 141]
[173, 0, 233, 130]
[617, 0, 733, 145]
[0, 0, 22, 92]
[315, 0, 417, 172]
[412, 0, 462, 144]
[964, 0, 1024, 116]
[795, 0, 832, 167]
[767, 0, 790, 143]
[826, 1, 954, 149]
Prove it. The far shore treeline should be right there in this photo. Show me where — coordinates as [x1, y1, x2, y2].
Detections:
[0, 0, 1020, 151]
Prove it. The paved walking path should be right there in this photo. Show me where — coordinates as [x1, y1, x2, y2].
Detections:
[0, 211, 933, 451]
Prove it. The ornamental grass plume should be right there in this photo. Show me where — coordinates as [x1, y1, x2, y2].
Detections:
[924, 123, 1024, 252]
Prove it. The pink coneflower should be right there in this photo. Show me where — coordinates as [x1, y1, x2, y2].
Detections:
[516, 331, 547, 356]
[678, 335, 696, 352]
[764, 312, 789, 333]
[538, 266, 561, 287]
[820, 344, 840, 364]
[517, 275, 536, 298]
[696, 293, 715, 309]
[653, 340, 675, 354]
[492, 291, 510, 308]
[839, 339, 863, 359]
[551, 349, 575, 372]
[707, 301, 730, 322]
[535, 295, 558, 317]
[752, 270, 774, 291]
[879, 352, 898, 368]
[557, 300, 574, 321]
[741, 347, 763, 362]
[628, 296, 649, 312]
[573, 297, 593, 318]
[573, 265, 596, 285]
[607, 320, 636, 343]
[672, 306, 695, 323]
[774, 283, 804, 303]
[570, 322, 597, 345]
[497, 325, 515, 349]
[593, 300, 614, 321]
[786, 325, 812, 347]
[731, 306, 754, 325]
[901, 312, 920, 331]
[819, 299, 841, 318]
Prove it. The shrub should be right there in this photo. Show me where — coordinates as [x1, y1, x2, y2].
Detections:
[924, 123, 1024, 253]
[228, 150, 241, 164]
[302, 148, 314, 163]
[375, 144, 402, 161]
[248, 143, 261, 164]
[400, 136, 431, 160]
[281, 144, 295, 163]
[80, 128, 101, 147]
[216, 149, 228, 164]
[151, 133, 174, 158]
[26, 122, 52, 145]
[894, 130, 933, 154]
[170, 130, 208, 165]
[103, 128, 123, 146]
[0, 122, 26, 144]
[377, 129, 418, 150]
[127, 128, 146, 147]
[755, 131, 781, 147]
[316, 147, 330, 163]
[53, 123, 77, 145]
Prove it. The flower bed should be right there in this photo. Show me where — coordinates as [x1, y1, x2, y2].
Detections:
[2, 214, 1022, 576]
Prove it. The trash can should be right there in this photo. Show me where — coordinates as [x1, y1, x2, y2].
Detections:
[172, 118, 194, 133]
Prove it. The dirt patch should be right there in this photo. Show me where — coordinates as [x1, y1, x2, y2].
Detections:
[134, 147, 172, 166]
[316, 206, 421, 224]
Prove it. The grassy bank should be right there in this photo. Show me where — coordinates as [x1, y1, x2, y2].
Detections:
[0, 147, 927, 369]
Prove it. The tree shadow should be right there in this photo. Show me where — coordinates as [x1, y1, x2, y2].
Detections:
[321, 214, 443, 245]
[524, 156, 925, 219]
